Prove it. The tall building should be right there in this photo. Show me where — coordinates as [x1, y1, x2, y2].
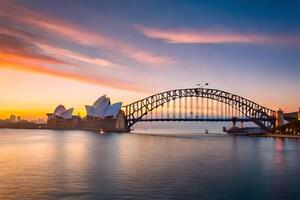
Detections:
[17, 116, 21, 122]
[9, 114, 16, 123]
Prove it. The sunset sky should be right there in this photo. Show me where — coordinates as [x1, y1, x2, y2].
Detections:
[0, 0, 299, 120]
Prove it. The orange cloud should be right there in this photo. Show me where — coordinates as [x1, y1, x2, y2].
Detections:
[130, 51, 174, 65]
[0, 30, 145, 92]
[0, 1, 173, 65]
[0, 52, 64, 66]
[0, 57, 146, 92]
[0, 25, 125, 69]
[0, 25, 144, 92]
[135, 24, 300, 45]
[0, 34, 69, 65]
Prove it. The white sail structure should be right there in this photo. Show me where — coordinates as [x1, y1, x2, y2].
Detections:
[54, 105, 66, 117]
[86, 95, 106, 117]
[93, 98, 110, 118]
[60, 108, 74, 119]
[50, 105, 74, 119]
[85, 96, 122, 119]
[104, 102, 123, 118]
[92, 95, 107, 108]
[85, 105, 96, 116]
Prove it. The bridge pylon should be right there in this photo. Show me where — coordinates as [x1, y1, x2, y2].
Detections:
[276, 109, 284, 128]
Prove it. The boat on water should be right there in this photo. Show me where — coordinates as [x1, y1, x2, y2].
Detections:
[99, 128, 107, 134]
[223, 126, 265, 135]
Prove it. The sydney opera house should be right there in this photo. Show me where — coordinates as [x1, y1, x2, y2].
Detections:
[85, 95, 122, 119]
[47, 105, 74, 120]
[46, 96, 127, 132]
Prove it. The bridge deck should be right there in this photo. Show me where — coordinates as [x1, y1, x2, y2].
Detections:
[130, 118, 275, 122]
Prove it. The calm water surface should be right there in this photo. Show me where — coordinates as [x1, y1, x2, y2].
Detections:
[0, 129, 300, 199]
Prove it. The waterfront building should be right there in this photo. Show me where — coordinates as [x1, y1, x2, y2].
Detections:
[46, 105, 76, 129]
[16, 116, 21, 122]
[9, 115, 16, 123]
[83, 95, 126, 131]
[46, 97, 127, 132]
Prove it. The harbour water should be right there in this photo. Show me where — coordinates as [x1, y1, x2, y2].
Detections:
[1, 128, 300, 199]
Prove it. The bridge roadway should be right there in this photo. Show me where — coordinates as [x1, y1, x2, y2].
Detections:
[133, 118, 275, 122]
[284, 112, 299, 122]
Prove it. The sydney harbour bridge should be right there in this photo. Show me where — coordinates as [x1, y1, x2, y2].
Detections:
[122, 87, 297, 131]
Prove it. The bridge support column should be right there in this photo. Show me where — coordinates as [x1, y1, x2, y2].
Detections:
[240, 121, 244, 129]
[232, 121, 236, 128]
[276, 109, 284, 128]
[232, 117, 237, 128]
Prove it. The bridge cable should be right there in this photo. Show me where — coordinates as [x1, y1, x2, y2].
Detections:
[161, 104, 163, 119]
[206, 97, 209, 119]
[228, 100, 232, 118]
[150, 103, 153, 120]
[155, 97, 158, 119]
[167, 101, 169, 119]
[232, 102, 234, 118]
[225, 101, 227, 119]
[221, 101, 223, 119]
[179, 97, 182, 119]
[216, 99, 219, 119]
[190, 97, 193, 119]
[196, 96, 199, 119]
[184, 97, 187, 119]
[201, 94, 204, 119]
[173, 99, 176, 119]
[211, 99, 214, 120]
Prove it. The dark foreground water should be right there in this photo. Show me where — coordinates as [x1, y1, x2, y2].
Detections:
[0, 129, 300, 200]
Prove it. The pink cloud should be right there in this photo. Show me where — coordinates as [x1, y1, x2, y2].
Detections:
[0, 25, 125, 69]
[0, 55, 146, 93]
[0, 1, 174, 65]
[0, 28, 144, 92]
[130, 51, 174, 65]
[135, 24, 300, 45]
[36, 44, 127, 69]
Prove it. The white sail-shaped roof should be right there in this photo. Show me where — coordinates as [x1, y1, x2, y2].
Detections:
[92, 95, 106, 108]
[85, 105, 96, 116]
[51, 105, 73, 119]
[93, 98, 110, 118]
[86, 95, 108, 117]
[85, 95, 122, 119]
[104, 102, 122, 118]
[54, 105, 66, 117]
[60, 108, 74, 119]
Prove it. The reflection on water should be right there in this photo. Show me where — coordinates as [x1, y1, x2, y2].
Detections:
[0, 129, 300, 199]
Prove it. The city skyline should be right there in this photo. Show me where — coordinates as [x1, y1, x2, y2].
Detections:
[0, 0, 299, 120]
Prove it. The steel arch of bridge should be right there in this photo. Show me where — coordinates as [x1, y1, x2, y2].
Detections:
[122, 88, 276, 131]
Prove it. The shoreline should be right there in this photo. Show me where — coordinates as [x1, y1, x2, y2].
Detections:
[253, 134, 300, 139]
